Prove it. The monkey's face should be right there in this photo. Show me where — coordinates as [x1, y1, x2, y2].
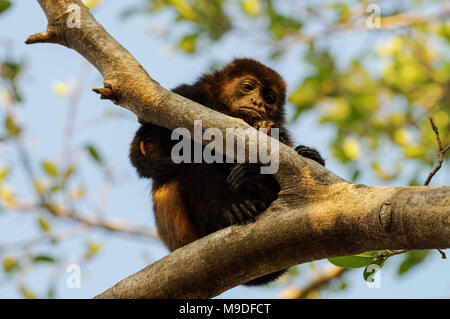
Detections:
[220, 76, 281, 126]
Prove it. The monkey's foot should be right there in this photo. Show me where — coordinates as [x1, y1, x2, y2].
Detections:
[222, 199, 268, 226]
[295, 145, 325, 166]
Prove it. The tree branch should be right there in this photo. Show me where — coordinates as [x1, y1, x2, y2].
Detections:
[279, 266, 349, 299]
[26, 0, 450, 299]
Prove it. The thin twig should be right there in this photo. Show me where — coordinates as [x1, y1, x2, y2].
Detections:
[444, 144, 450, 154]
[62, 62, 90, 171]
[377, 249, 409, 259]
[424, 117, 446, 186]
[437, 249, 447, 259]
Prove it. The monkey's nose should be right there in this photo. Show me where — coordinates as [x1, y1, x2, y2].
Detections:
[251, 98, 263, 107]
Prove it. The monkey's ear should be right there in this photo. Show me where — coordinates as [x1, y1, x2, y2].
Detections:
[172, 82, 213, 107]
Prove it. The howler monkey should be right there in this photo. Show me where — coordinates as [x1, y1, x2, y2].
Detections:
[129, 58, 324, 286]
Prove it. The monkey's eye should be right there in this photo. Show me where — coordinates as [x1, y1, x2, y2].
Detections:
[263, 90, 276, 104]
[241, 82, 255, 92]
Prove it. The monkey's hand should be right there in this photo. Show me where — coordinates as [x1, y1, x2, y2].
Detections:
[225, 163, 280, 225]
[295, 145, 325, 166]
[253, 120, 274, 134]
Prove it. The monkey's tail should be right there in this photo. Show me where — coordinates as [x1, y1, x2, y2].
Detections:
[243, 269, 288, 286]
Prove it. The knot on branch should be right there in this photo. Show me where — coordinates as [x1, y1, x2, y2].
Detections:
[25, 30, 59, 45]
[378, 202, 393, 233]
[93, 84, 118, 102]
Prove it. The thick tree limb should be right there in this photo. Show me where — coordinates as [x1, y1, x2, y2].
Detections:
[27, 0, 450, 299]
[93, 185, 449, 298]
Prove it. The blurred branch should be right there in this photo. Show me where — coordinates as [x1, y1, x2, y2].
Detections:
[378, 9, 450, 30]
[0, 224, 89, 252]
[279, 266, 349, 299]
[61, 62, 90, 170]
[41, 202, 159, 239]
[291, 7, 450, 45]
[9, 200, 158, 239]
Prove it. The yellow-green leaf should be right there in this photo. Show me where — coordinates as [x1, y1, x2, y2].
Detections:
[0, 166, 9, 180]
[241, 0, 261, 17]
[20, 286, 37, 299]
[38, 218, 51, 232]
[84, 241, 102, 260]
[42, 161, 58, 177]
[5, 116, 20, 136]
[179, 33, 199, 54]
[3, 257, 18, 272]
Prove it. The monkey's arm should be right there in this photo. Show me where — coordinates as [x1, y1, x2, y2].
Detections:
[270, 123, 325, 165]
[129, 124, 190, 180]
[227, 124, 324, 205]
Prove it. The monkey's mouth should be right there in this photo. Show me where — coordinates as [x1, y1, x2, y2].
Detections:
[239, 107, 265, 117]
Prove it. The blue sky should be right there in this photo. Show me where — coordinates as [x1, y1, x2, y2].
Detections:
[0, 0, 448, 299]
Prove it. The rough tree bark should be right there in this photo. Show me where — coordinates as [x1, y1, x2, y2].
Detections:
[26, 0, 449, 299]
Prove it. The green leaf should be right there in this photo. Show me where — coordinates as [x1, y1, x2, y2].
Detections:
[49, 184, 64, 193]
[332, 2, 350, 23]
[398, 250, 430, 275]
[241, 0, 262, 18]
[32, 255, 55, 263]
[363, 258, 385, 282]
[38, 218, 51, 232]
[47, 287, 55, 299]
[179, 33, 199, 53]
[351, 169, 360, 182]
[63, 166, 76, 179]
[1, 61, 21, 81]
[339, 282, 348, 290]
[0, 0, 11, 14]
[3, 257, 19, 273]
[5, 115, 21, 136]
[85, 144, 103, 164]
[20, 286, 36, 299]
[84, 241, 102, 260]
[0, 166, 10, 180]
[42, 161, 58, 177]
[328, 254, 375, 268]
